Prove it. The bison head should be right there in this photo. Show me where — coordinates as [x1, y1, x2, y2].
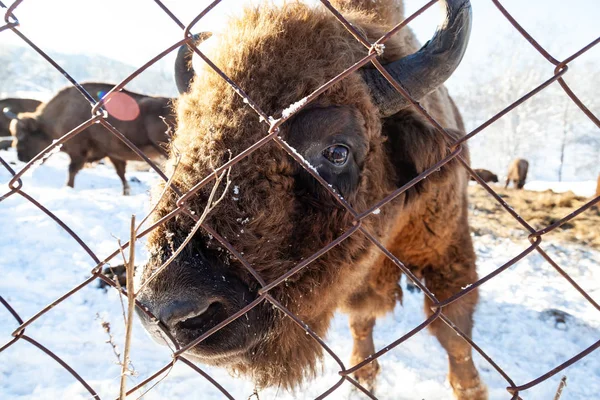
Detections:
[7, 111, 51, 163]
[137, 0, 471, 388]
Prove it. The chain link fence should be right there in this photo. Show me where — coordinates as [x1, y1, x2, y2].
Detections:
[1, 0, 599, 399]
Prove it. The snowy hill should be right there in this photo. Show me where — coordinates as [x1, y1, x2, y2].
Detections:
[0, 45, 178, 99]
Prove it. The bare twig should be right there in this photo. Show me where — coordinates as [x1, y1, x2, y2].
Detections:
[134, 359, 177, 400]
[113, 240, 129, 326]
[553, 376, 567, 400]
[120, 215, 136, 400]
[136, 149, 182, 234]
[136, 165, 232, 294]
[96, 314, 122, 366]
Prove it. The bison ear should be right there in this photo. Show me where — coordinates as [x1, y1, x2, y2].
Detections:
[382, 112, 463, 189]
[23, 117, 40, 133]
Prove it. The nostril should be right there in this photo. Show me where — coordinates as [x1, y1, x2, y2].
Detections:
[176, 302, 226, 331]
[158, 300, 211, 329]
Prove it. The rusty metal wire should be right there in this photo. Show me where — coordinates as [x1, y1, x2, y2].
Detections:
[1, 0, 599, 399]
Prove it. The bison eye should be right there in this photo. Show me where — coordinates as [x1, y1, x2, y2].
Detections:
[322, 145, 349, 166]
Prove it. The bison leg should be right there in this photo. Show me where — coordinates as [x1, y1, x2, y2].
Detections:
[349, 314, 379, 391]
[67, 156, 85, 188]
[345, 260, 402, 392]
[423, 266, 487, 400]
[109, 157, 130, 196]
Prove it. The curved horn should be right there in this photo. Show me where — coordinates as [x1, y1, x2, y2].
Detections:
[361, 0, 472, 117]
[175, 32, 212, 94]
[3, 107, 19, 120]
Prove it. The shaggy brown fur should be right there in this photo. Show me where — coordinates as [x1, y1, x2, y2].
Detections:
[9, 83, 174, 195]
[470, 168, 498, 183]
[138, 2, 485, 399]
[505, 158, 529, 189]
[596, 174, 600, 198]
[0, 98, 41, 150]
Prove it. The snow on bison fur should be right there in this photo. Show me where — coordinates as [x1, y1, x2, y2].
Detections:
[137, 1, 486, 398]
[8, 83, 174, 195]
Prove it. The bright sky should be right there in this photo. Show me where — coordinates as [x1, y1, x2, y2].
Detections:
[2, 0, 599, 80]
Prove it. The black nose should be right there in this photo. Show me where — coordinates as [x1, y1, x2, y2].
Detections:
[157, 298, 228, 332]
[158, 299, 209, 328]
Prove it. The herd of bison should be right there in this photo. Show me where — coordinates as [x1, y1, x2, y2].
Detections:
[1, 1, 599, 399]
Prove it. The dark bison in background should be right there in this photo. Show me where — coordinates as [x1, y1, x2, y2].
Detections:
[136, 0, 486, 399]
[0, 98, 41, 150]
[470, 168, 498, 183]
[7, 83, 174, 195]
[505, 158, 529, 189]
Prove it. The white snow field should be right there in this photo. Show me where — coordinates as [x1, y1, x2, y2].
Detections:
[524, 180, 597, 198]
[1, 148, 599, 400]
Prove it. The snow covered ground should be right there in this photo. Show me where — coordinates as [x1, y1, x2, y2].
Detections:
[1, 148, 599, 400]
[524, 180, 597, 198]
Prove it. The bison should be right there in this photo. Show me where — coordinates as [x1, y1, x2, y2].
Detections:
[470, 168, 498, 183]
[136, 1, 486, 399]
[504, 158, 529, 189]
[7, 83, 174, 195]
[0, 98, 41, 151]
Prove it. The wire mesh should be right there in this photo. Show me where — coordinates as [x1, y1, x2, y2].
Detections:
[1, 0, 599, 399]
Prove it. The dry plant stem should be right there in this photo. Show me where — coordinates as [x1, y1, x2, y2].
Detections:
[553, 376, 567, 400]
[136, 151, 182, 233]
[135, 166, 232, 294]
[247, 388, 260, 400]
[120, 216, 136, 400]
[114, 241, 129, 325]
[133, 360, 177, 400]
[98, 316, 122, 366]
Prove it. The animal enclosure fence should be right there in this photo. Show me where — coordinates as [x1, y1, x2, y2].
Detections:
[1, 0, 599, 399]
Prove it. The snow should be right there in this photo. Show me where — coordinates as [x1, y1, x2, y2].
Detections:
[524, 180, 597, 198]
[372, 43, 385, 56]
[281, 97, 308, 119]
[1, 147, 599, 399]
[0, 90, 52, 102]
[277, 136, 320, 176]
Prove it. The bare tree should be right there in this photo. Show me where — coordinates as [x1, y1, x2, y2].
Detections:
[451, 33, 600, 182]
